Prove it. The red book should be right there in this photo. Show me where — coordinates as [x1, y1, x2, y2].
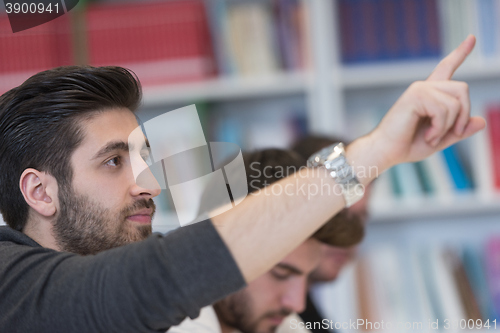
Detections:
[486, 105, 500, 190]
[86, 0, 215, 86]
[0, 15, 72, 93]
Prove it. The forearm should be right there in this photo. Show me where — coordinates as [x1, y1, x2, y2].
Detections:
[212, 134, 383, 282]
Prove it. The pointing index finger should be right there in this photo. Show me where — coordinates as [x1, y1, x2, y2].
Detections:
[427, 35, 476, 81]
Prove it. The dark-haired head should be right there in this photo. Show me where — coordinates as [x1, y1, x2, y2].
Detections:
[242, 148, 365, 247]
[0, 66, 142, 231]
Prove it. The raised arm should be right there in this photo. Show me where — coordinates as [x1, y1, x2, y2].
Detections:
[213, 35, 485, 282]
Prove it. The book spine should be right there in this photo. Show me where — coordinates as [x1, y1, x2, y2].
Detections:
[486, 106, 500, 190]
[441, 145, 472, 191]
[486, 238, 500, 320]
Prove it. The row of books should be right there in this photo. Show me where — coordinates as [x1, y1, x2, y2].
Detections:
[347, 102, 500, 205]
[0, 0, 217, 90]
[208, 0, 309, 76]
[0, 14, 73, 93]
[338, 0, 500, 64]
[88, 0, 311, 79]
[197, 101, 500, 205]
[338, 0, 442, 63]
[314, 239, 500, 332]
[10, 0, 499, 93]
[439, 0, 500, 63]
[369, 144, 474, 205]
[0, 0, 310, 93]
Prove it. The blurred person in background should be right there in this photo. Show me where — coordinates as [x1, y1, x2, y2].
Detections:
[169, 148, 367, 333]
[279, 135, 373, 333]
[0, 36, 486, 332]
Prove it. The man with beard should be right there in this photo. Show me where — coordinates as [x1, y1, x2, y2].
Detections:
[281, 135, 372, 333]
[0, 36, 486, 332]
[169, 148, 367, 333]
[0, 66, 245, 333]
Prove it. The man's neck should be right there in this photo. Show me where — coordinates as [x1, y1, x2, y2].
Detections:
[23, 219, 60, 251]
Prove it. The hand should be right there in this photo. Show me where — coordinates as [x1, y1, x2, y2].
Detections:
[369, 35, 486, 170]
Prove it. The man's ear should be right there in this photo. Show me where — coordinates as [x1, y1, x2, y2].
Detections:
[19, 169, 58, 217]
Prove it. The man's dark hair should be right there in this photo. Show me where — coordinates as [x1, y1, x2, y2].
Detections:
[243, 148, 364, 247]
[292, 134, 346, 160]
[292, 135, 365, 247]
[0, 66, 142, 231]
[243, 149, 306, 195]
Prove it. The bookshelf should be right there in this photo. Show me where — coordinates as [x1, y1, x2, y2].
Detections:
[131, 0, 500, 225]
[1, 0, 499, 327]
[0, 3, 497, 222]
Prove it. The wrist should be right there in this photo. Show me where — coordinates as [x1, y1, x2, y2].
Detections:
[345, 133, 392, 185]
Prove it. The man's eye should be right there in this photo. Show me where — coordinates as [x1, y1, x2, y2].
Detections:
[271, 270, 290, 281]
[105, 157, 121, 167]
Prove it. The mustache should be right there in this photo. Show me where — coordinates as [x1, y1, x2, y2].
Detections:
[121, 198, 156, 217]
[262, 308, 292, 319]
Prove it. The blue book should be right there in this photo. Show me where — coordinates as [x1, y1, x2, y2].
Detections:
[206, 0, 235, 75]
[415, 161, 435, 194]
[418, 0, 441, 58]
[478, 0, 497, 57]
[442, 145, 472, 191]
[462, 246, 499, 321]
[392, 163, 424, 198]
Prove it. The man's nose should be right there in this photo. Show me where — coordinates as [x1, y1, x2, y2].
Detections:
[280, 281, 307, 314]
[130, 166, 162, 198]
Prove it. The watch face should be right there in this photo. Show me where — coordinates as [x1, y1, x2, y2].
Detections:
[308, 143, 343, 167]
[306, 142, 363, 207]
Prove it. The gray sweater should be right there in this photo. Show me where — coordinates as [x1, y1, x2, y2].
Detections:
[0, 220, 245, 333]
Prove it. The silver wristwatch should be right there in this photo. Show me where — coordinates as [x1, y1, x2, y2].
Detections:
[307, 142, 364, 207]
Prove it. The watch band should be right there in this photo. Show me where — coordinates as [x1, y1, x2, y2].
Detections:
[307, 142, 364, 207]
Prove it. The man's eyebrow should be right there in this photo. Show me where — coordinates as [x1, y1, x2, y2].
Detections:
[275, 263, 303, 275]
[92, 141, 129, 160]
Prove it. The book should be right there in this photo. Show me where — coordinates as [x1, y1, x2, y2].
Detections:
[446, 249, 482, 321]
[205, 0, 235, 76]
[462, 245, 498, 321]
[389, 163, 424, 201]
[226, 1, 279, 76]
[441, 145, 473, 192]
[0, 14, 72, 94]
[405, 247, 436, 324]
[477, 0, 497, 58]
[365, 245, 409, 324]
[419, 153, 455, 201]
[338, 0, 441, 63]
[486, 105, 500, 190]
[86, 0, 216, 86]
[485, 238, 500, 320]
[469, 116, 496, 199]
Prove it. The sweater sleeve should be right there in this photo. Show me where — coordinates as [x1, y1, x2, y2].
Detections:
[0, 220, 245, 333]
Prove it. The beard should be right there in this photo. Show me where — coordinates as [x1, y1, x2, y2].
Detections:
[52, 184, 156, 255]
[214, 290, 291, 333]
